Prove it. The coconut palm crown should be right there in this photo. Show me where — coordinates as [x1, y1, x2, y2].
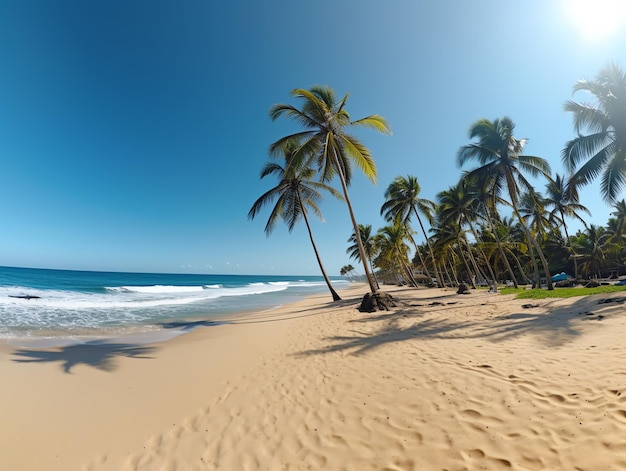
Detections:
[268, 86, 391, 295]
[563, 63, 626, 203]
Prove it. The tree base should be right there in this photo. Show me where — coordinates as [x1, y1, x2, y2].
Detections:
[358, 292, 396, 312]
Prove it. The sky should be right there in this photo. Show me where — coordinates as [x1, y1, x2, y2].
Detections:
[1, 0, 626, 276]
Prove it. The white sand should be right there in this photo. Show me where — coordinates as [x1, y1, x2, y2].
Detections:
[2, 284, 626, 470]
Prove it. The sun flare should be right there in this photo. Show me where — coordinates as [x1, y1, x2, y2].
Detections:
[565, 0, 626, 40]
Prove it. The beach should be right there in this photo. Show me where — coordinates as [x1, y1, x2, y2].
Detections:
[2, 283, 626, 470]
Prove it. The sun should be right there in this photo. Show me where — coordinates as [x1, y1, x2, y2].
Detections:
[565, 0, 626, 41]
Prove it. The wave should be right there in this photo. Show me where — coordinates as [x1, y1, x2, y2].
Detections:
[0, 279, 343, 337]
[106, 285, 206, 294]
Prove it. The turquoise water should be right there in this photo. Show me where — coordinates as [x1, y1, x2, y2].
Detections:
[0, 266, 348, 341]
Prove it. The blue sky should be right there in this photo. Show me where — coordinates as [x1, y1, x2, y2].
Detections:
[1, 0, 625, 276]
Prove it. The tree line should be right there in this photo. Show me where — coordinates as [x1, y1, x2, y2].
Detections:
[249, 64, 626, 303]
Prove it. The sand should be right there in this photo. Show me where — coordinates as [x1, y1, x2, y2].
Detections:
[2, 284, 626, 470]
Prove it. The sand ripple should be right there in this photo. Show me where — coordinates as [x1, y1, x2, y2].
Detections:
[107, 288, 626, 470]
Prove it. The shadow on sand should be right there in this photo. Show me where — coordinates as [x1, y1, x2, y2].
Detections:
[157, 320, 230, 330]
[12, 340, 157, 374]
[296, 293, 622, 357]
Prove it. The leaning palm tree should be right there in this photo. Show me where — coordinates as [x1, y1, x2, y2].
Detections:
[269, 86, 391, 299]
[381, 175, 443, 287]
[458, 117, 554, 289]
[563, 63, 626, 203]
[248, 140, 344, 301]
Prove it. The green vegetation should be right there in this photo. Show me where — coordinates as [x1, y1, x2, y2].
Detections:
[500, 285, 626, 299]
[252, 65, 626, 305]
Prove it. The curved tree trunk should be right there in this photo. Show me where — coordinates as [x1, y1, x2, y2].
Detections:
[413, 209, 444, 287]
[483, 202, 519, 288]
[464, 215, 499, 289]
[408, 232, 431, 278]
[460, 236, 480, 288]
[331, 150, 378, 294]
[512, 205, 553, 290]
[298, 193, 342, 301]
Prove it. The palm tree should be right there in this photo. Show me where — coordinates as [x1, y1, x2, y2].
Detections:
[571, 225, 611, 278]
[544, 174, 590, 241]
[347, 224, 379, 286]
[457, 117, 554, 289]
[562, 63, 626, 203]
[381, 175, 443, 286]
[248, 141, 343, 301]
[269, 86, 391, 297]
[430, 218, 470, 287]
[340, 264, 359, 281]
[374, 222, 416, 286]
[544, 173, 590, 279]
[437, 180, 498, 289]
[519, 190, 552, 242]
[465, 172, 519, 288]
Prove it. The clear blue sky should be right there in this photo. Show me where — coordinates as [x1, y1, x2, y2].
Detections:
[1, 0, 625, 276]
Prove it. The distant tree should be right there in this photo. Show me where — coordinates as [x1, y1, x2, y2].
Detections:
[381, 175, 443, 286]
[347, 224, 379, 287]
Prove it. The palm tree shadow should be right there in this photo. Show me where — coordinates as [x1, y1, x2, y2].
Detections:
[12, 340, 157, 374]
[296, 294, 625, 357]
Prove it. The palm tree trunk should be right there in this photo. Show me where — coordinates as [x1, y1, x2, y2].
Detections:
[331, 149, 378, 294]
[408, 233, 431, 278]
[413, 209, 444, 287]
[512, 205, 553, 290]
[464, 215, 499, 289]
[460, 236, 480, 288]
[298, 193, 342, 301]
[447, 258, 459, 285]
[483, 202, 519, 288]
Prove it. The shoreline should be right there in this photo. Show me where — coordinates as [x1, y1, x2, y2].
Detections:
[0, 282, 368, 471]
[4, 284, 626, 470]
[0, 282, 360, 350]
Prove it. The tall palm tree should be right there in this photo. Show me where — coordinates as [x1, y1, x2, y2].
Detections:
[544, 173, 590, 279]
[457, 117, 554, 289]
[563, 63, 626, 203]
[248, 141, 344, 301]
[381, 175, 443, 287]
[269, 86, 391, 296]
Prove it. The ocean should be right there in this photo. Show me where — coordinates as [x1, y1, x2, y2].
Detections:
[0, 266, 348, 344]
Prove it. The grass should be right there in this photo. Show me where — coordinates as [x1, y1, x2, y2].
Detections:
[499, 284, 626, 299]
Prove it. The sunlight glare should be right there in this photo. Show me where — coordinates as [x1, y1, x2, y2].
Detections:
[566, 0, 626, 40]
